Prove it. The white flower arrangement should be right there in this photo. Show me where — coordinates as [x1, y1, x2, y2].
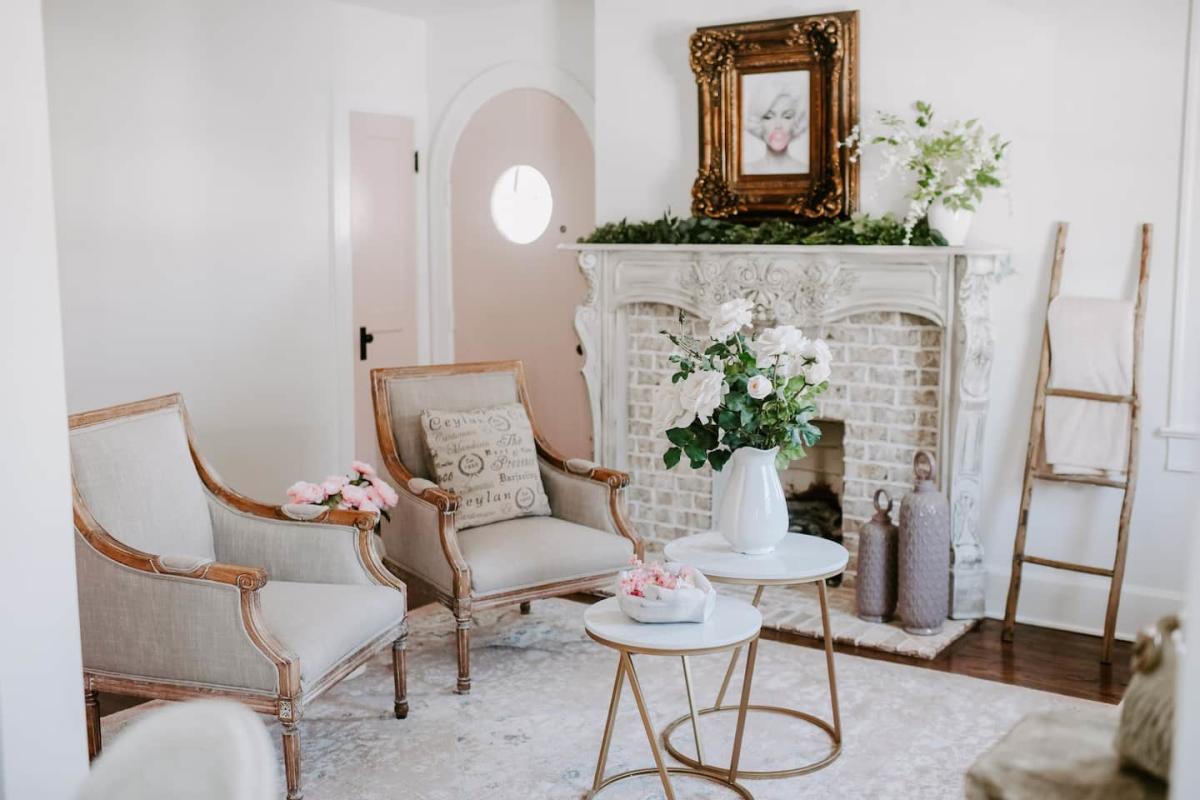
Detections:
[841, 100, 1009, 244]
[655, 299, 831, 470]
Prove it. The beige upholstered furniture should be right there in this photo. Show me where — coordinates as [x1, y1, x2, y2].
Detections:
[80, 700, 276, 800]
[371, 361, 642, 693]
[71, 394, 408, 800]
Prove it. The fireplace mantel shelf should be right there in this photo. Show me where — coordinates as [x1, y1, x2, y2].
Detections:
[565, 242, 1011, 620]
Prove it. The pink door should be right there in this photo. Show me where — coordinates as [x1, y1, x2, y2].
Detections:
[451, 89, 594, 458]
[351, 112, 418, 466]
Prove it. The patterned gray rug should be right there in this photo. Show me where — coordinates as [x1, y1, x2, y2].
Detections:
[102, 598, 1101, 799]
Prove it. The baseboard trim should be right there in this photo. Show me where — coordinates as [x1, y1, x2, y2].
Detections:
[983, 566, 1183, 642]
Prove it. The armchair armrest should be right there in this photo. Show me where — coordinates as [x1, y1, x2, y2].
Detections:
[377, 450, 467, 600]
[73, 494, 294, 696]
[535, 449, 642, 558]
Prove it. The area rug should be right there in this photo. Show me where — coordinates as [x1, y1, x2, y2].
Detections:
[101, 599, 1101, 799]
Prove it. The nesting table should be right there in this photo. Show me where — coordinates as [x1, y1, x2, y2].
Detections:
[661, 531, 849, 779]
[583, 595, 762, 799]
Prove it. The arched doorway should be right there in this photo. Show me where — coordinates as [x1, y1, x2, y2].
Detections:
[449, 87, 594, 457]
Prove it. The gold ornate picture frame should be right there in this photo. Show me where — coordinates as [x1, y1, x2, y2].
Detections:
[690, 12, 859, 219]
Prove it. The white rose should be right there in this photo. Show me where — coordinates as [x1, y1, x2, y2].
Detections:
[749, 325, 805, 368]
[798, 337, 832, 364]
[747, 375, 773, 400]
[804, 358, 832, 385]
[652, 379, 695, 431]
[708, 298, 754, 340]
[678, 370, 728, 424]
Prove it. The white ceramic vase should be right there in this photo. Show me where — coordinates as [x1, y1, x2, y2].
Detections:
[927, 202, 974, 246]
[716, 446, 789, 555]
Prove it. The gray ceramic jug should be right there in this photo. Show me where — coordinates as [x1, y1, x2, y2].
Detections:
[897, 450, 950, 635]
[856, 489, 898, 622]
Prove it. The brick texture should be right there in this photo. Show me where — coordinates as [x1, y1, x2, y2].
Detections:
[625, 303, 942, 583]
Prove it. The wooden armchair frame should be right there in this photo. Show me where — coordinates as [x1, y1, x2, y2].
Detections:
[71, 394, 408, 800]
[371, 361, 642, 693]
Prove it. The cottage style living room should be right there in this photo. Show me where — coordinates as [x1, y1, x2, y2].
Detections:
[3, 1, 1200, 799]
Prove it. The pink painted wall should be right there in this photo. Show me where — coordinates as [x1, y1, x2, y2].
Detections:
[451, 88, 594, 458]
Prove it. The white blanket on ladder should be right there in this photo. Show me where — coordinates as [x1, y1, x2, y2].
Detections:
[1043, 296, 1134, 476]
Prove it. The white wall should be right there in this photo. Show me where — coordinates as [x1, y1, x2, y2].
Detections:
[0, 0, 89, 796]
[595, 0, 1199, 637]
[44, 0, 426, 498]
[425, 0, 593, 137]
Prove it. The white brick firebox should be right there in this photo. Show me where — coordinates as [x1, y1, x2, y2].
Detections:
[567, 244, 1011, 620]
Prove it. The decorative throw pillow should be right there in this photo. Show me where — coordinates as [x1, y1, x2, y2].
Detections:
[1116, 614, 1181, 782]
[420, 402, 551, 531]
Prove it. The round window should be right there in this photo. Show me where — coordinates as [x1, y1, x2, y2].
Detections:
[489, 165, 553, 244]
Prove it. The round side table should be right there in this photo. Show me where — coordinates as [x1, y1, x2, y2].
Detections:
[583, 596, 762, 800]
[661, 531, 849, 780]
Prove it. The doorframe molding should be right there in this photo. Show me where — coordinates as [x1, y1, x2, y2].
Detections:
[428, 61, 595, 363]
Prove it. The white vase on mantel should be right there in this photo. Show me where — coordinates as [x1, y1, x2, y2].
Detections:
[716, 446, 789, 555]
[928, 202, 974, 246]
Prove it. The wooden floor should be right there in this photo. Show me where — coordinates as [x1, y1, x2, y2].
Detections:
[564, 593, 1132, 705]
[764, 617, 1132, 704]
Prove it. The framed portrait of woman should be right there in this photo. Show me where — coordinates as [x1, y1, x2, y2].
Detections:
[690, 12, 859, 219]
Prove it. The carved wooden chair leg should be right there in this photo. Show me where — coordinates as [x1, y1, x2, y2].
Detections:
[281, 720, 302, 800]
[519, 601, 532, 615]
[84, 687, 102, 760]
[455, 613, 472, 694]
[393, 630, 409, 719]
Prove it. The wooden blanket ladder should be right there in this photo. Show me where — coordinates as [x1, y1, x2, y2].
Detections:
[1001, 221, 1151, 664]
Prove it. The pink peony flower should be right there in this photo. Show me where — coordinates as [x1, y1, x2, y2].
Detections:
[370, 476, 399, 508]
[351, 460, 377, 478]
[320, 475, 348, 496]
[286, 481, 324, 505]
[364, 484, 385, 508]
[341, 483, 368, 507]
[359, 500, 380, 516]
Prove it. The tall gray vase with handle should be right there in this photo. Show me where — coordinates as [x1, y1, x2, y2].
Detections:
[897, 450, 950, 635]
[856, 489, 898, 622]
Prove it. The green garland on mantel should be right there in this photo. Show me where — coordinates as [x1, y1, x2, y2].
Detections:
[579, 212, 948, 247]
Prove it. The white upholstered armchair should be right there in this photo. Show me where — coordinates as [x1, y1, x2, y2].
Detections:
[371, 361, 642, 693]
[71, 394, 408, 800]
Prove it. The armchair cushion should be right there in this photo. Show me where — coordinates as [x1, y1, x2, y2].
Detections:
[258, 581, 405, 689]
[457, 517, 633, 594]
[420, 403, 550, 530]
[71, 407, 215, 560]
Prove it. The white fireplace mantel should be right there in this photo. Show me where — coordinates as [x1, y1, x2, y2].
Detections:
[565, 243, 1012, 620]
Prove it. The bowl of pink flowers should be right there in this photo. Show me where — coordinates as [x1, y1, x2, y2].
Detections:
[617, 559, 716, 624]
[285, 460, 399, 533]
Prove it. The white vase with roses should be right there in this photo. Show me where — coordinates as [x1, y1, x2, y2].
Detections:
[655, 299, 832, 554]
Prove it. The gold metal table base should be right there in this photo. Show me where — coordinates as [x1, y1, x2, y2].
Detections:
[589, 767, 753, 799]
[661, 704, 841, 779]
[660, 582, 843, 780]
[588, 646, 758, 800]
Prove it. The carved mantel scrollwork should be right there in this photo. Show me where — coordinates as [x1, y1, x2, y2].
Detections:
[689, 255, 857, 329]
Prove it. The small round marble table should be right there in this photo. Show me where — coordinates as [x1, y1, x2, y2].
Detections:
[583, 595, 762, 800]
[661, 531, 850, 780]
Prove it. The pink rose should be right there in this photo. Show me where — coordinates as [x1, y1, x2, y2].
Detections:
[351, 460, 376, 478]
[340, 483, 368, 507]
[370, 477, 399, 508]
[364, 484, 385, 508]
[320, 475, 348, 496]
[286, 481, 324, 505]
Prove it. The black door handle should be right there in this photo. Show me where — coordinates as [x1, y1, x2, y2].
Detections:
[359, 326, 374, 361]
